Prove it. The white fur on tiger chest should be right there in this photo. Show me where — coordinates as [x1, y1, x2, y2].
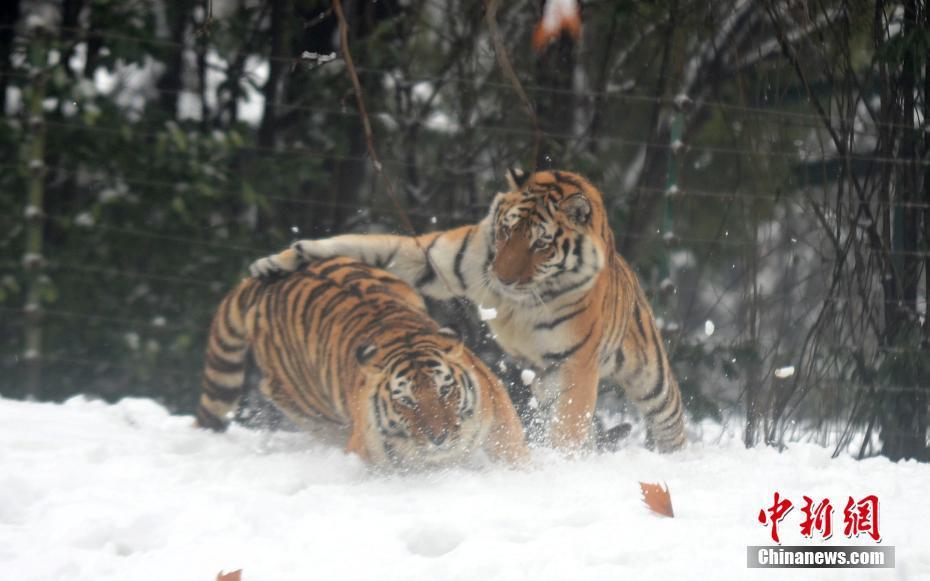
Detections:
[485, 308, 557, 368]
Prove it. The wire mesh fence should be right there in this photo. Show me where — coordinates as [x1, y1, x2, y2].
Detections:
[0, 0, 927, 460]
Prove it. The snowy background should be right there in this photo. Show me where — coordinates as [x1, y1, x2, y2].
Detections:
[2, 396, 927, 581]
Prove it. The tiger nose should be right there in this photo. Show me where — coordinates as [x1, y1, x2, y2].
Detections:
[497, 272, 519, 285]
[499, 272, 532, 286]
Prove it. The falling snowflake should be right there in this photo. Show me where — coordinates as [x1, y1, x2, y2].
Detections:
[774, 366, 796, 379]
[478, 305, 498, 321]
[704, 320, 715, 336]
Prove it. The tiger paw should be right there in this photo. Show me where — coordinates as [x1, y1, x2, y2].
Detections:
[249, 254, 292, 278]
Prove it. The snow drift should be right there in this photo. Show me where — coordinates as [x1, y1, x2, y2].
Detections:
[1, 396, 928, 580]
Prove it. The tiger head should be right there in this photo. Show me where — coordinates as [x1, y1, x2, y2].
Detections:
[487, 169, 612, 304]
[358, 327, 484, 466]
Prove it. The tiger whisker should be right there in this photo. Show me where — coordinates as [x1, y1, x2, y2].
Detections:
[531, 288, 552, 314]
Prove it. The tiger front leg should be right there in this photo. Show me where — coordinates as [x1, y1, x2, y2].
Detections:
[345, 426, 372, 464]
[482, 376, 531, 466]
[538, 358, 600, 452]
[336, 388, 374, 464]
[248, 236, 353, 278]
[249, 234, 427, 283]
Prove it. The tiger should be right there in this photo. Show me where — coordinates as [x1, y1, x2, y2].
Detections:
[248, 170, 686, 453]
[196, 256, 529, 467]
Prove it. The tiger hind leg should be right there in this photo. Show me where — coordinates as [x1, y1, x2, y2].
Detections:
[611, 360, 686, 452]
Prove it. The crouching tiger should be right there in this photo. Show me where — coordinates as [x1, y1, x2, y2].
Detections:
[249, 170, 686, 453]
[196, 256, 529, 467]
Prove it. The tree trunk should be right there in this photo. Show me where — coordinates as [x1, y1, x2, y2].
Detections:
[880, 0, 928, 462]
[0, 0, 20, 113]
[257, 0, 293, 148]
[619, 0, 677, 259]
[156, 0, 191, 117]
[23, 38, 48, 399]
[534, 20, 576, 168]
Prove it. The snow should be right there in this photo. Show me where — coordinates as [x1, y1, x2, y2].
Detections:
[478, 305, 498, 321]
[2, 396, 929, 580]
[237, 57, 268, 125]
[520, 369, 536, 386]
[774, 365, 796, 379]
[704, 319, 716, 336]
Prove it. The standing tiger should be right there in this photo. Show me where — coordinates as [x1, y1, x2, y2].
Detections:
[197, 256, 529, 467]
[249, 170, 686, 452]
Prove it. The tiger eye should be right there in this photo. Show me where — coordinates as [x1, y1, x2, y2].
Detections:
[532, 238, 552, 252]
[399, 396, 416, 407]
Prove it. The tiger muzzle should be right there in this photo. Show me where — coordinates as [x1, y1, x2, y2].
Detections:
[426, 429, 448, 446]
[493, 224, 536, 286]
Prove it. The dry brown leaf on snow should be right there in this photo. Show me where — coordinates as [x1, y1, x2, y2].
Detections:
[639, 482, 674, 518]
[532, 0, 582, 53]
[216, 570, 242, 581]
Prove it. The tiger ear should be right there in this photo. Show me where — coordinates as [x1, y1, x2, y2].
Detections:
[561, 193, 592, 226]
[356, 343, 378, 365]
[506, 167, 529, 191]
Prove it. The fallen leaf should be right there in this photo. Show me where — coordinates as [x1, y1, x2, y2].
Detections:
[639, 481, 674, 517]
[216, 570, 242, 581]
[532, 0, 582, 53]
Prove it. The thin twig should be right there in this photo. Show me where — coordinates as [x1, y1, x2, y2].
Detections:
[195, 0, 214, 37]
[331, 0, 454, 294]
[483, 0, 541, 170]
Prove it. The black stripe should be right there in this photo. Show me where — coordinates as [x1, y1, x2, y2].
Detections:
[534, 307, 586, 330]
[196, 404, 229, 432]
[372, 392, 389, 436]
[553, 172, 583, 190]
[343, 270, 375, 285]
[542, 325, 595, 363]
[638, 334, 666, 404]
[614, 349, 625, 371]
[237, 282, 260, 312]
[570, 237, 585, 272]
[202, 376, 242, 403]
[206, 350, 244, 374]
[633, 303, 647, 339]
[453, 230, 473, 291]
[541, 275, 591, 301]
[645, 384, 675, 421]
[558, 294, 588, 311]
[653, 394, 682, 426]
[557, 238, 571, 270]
[414, 236, 441, 288]
[318, 260, 349, 277]
[526, 207, 545, 222]
[376, 245, 399, 269]
[222, 304, 244, 341]
[213, 327, 241, 353]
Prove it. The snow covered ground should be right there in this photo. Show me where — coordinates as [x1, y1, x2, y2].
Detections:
[1, 396, 928, 581]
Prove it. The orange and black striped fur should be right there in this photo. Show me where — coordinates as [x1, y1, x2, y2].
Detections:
[249, 171, 686, 452]
[197, 257, 528, 467]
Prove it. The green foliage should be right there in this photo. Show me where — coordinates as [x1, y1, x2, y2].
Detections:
[0, 0, 925, 462]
